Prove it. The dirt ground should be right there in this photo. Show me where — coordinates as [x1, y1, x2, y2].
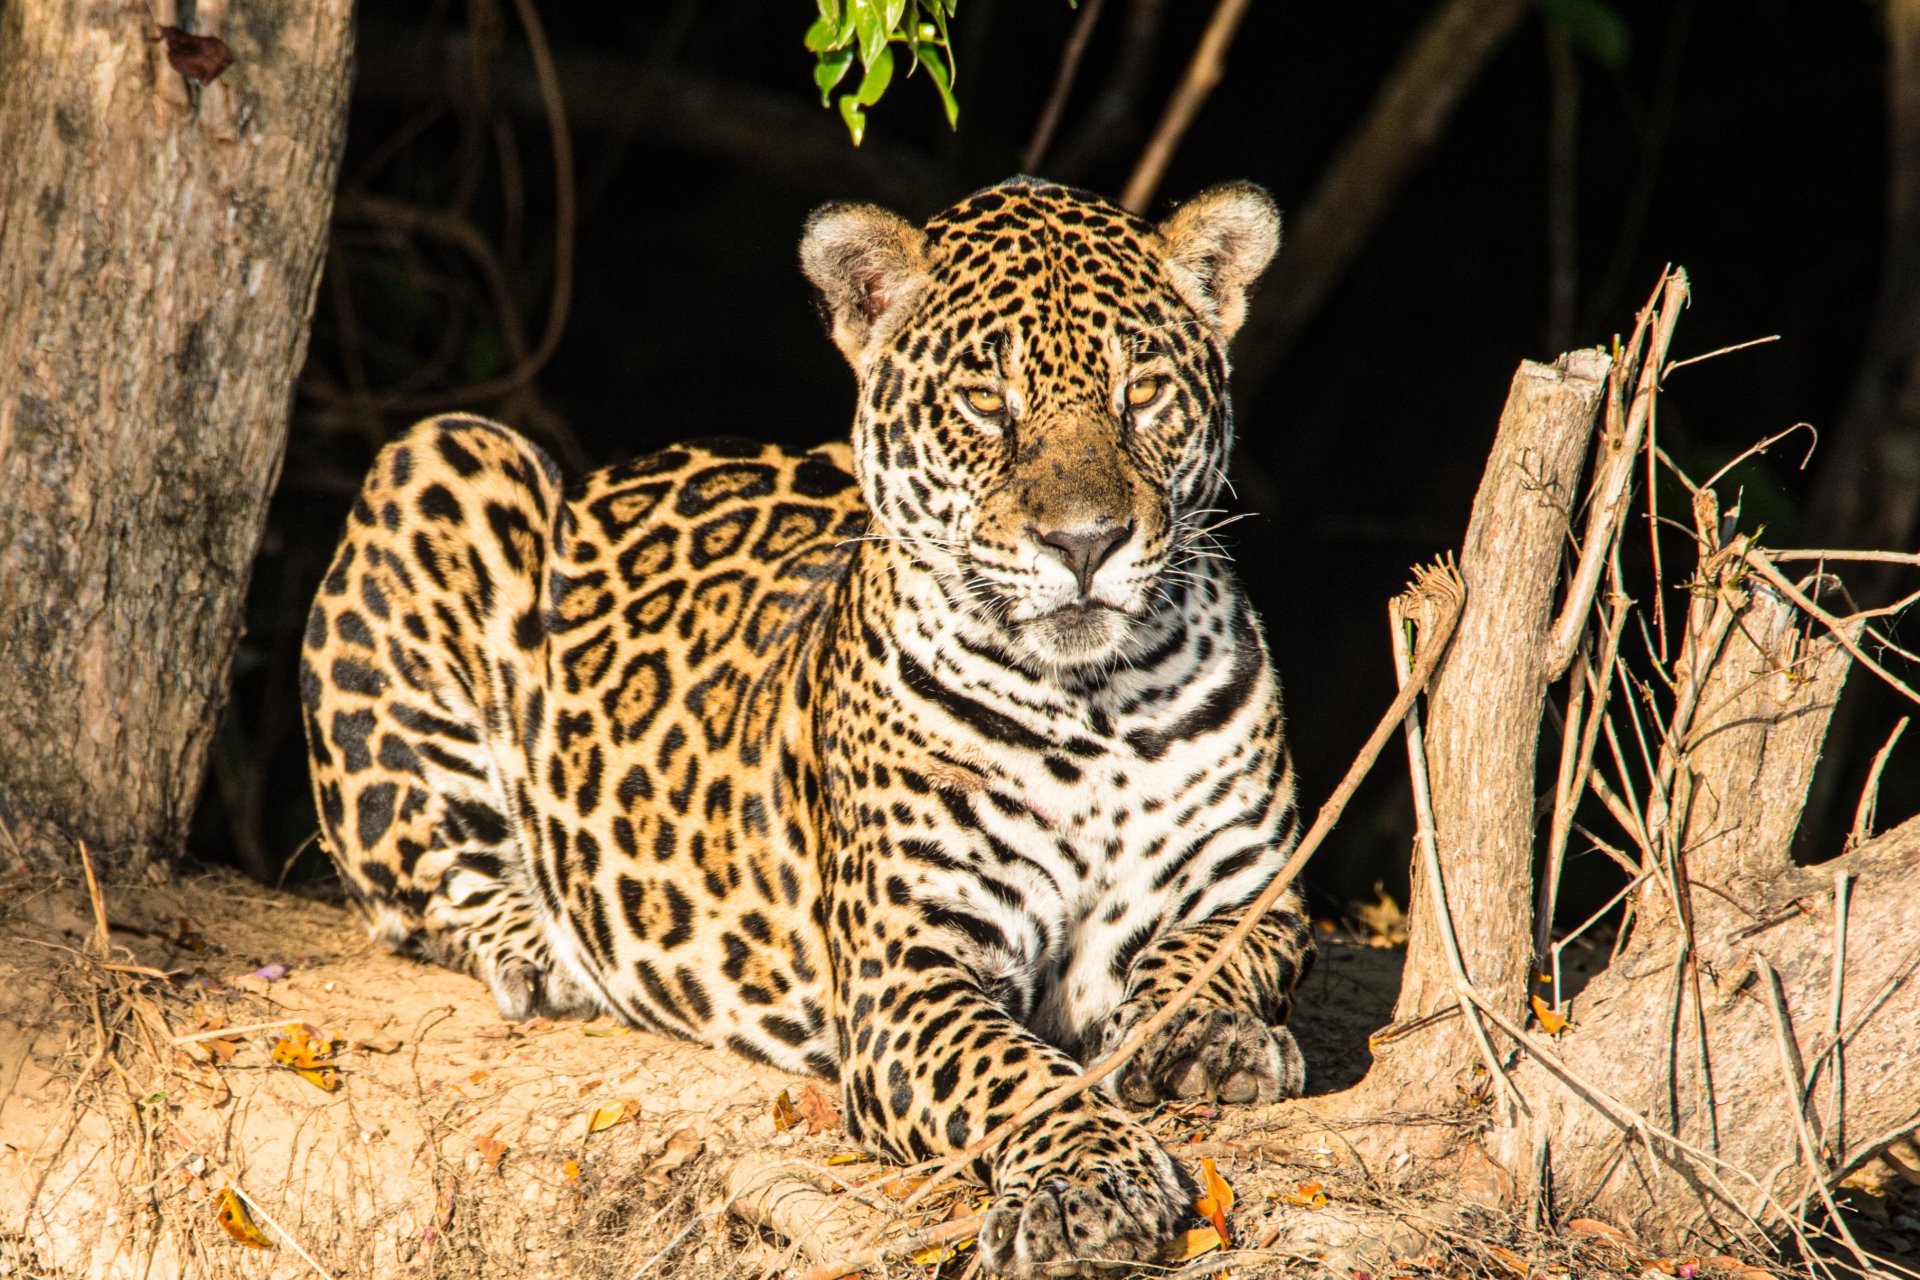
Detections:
[2, 866, 1906, 1279]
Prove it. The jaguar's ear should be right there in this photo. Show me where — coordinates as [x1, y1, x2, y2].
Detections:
[1156, 182, 1281, 342]
[800, 203, 929, 369]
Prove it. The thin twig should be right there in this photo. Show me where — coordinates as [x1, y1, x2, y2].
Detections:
[77, 838, 110, 959]
[1753, 955, 1878, 1276]
[161, 1116, 334, 1279]
[1119, 0, 1253, 213]
[1389, 588, 1525, 1111]
[889, 560, 1467, 1222]
[1850, 717, 1910, 848]
[1460, 986, 1831, 1262]
[1021, 0, 1104, 173]
[1700, 421, 1818, 492]
[1820, 871, 1851, 1164]
[1544, 269, 1690, 678]
[792, 1213, 984, 1280]
[1540, 587, 1630, 1009]
[1664, 333, 1784, 374]
[1744, 552, 1920, 709]
[1769, 549, 1920, 566]
[0, 805, 24, 865]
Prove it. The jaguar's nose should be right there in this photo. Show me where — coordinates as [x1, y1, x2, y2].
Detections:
[1035, 521, 1134, 597]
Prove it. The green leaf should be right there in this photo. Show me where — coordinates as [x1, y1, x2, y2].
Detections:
[837, 42, 895, 145]
[913, 41, 958, 128]
[882, 0, 908, 36]
[804, 15, 838, 52]
[813, 46, 855, 105]
[1539, 0, 1630, 68]
[853, 0, 887, 69]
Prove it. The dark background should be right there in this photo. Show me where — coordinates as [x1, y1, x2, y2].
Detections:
[203, 1, 1910, 927]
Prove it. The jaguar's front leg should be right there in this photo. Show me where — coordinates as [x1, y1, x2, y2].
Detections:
[831, 902, 1192, 1276]
[1093, 904, 1314, 1109]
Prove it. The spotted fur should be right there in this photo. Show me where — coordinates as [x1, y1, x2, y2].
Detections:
[301, 178, 1311, 1276]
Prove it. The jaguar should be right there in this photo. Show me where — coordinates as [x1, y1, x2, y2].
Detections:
[300, 177, 1313, 1275]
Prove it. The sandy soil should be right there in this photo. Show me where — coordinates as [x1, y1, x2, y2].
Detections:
[6, 866, 1882, 1280]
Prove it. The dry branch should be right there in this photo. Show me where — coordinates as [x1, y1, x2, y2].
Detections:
[1293, 273, 1920, 1272]
[1119, 0, 1255, 213]
[1379, 348, 1611, 1092]
[1022, 0, 1106, 174]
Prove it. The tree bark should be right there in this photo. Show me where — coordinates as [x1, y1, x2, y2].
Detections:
[0, 0, 354, 871]
[1380, 349, 1610, 1101]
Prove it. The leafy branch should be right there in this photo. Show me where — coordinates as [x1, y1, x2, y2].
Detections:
[807, 0, 960, 145]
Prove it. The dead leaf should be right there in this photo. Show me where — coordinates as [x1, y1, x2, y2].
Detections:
[175, 916, 209, 954]
[562, 1159, 581, 1182]
[155, 26, 234, 83]
[797, 1081, 842, 1134]
[581, 1019, 629, 1037]
[1195, 1157, 1235, 1243]
[1171, 1226, 1223, 1261]
[1350, 883, 1407, 946]
[640, 1127, 703, 1187]
[214, 1188, 274, 1248]
[433, 1179, 457, 1235]
[270, 1024, 337, 1068]
[1280, 1180, 1329, 1208]
[468, 1070, 490, 1084]
[826, 1152, 870, 1166]
[772, 1089, 800, 1132]
[1530, 994, 1572, 1036]
[473, 1127, 507, 1172]
[585, 1101, 636, 1134]
[270, 1024, 341, 1091]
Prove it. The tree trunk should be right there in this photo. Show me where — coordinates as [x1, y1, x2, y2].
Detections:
[0, 0, 354, 872]
[1380, 350, 1610, 1101]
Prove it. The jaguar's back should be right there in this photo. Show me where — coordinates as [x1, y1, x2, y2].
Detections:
[304, 423, 864, 1068]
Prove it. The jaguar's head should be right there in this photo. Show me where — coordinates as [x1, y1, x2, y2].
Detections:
[801, 177, 1278, 675]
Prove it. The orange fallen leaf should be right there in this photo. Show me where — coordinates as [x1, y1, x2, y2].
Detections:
[797, 1081, 843, 1134]
[292, 1064, 341, 1091]
[473, 1127, 507, 1172]
[270, 1024, 342, 1091]
[214, 1188, 274, 1248]
[562, 1159, 581, 1182]
[772, 1089, 800, 1131]
[1172, 1226, 1223, 1261]
[1530, 994, 1572, 1036]
[1280, 1180, 1329, 1208]
[1194, 1157, 1235, 1243]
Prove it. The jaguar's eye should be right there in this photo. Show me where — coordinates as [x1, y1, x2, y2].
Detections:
[959, 387, 1006, 419]
[1125, 376, 1166, 410]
